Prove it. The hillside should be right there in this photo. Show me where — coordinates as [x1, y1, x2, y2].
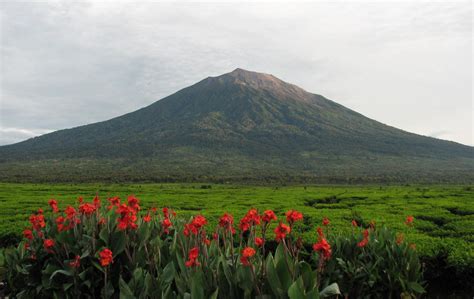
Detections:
[0, 68, 473, 183]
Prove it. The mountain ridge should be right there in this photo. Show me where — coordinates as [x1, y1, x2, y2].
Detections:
[0, 68, 473, 183]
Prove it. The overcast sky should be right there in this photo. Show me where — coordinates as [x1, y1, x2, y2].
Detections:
[0, 1, 472, 146]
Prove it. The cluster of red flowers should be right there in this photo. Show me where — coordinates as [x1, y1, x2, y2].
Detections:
[99, 248, 113, 267]
[313, 226, 332, 261]
[184, 215, 207, 236]
[262, 210, 277, 223]
[116, 196, 141, 230]
[285, 210, 303, 225]
[185, 247, 200, 267]
[274, 222, 291, 242]
[43, 239, 55, 253]
[48, 199, 59, 213]
[219, 213, 235, 234]
[357, 229, 370, 248]
[239, 209, 261, 232]
[29, 209, 46, 231]
[240, 247, 256, 266]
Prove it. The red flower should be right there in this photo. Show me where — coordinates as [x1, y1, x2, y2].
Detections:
[116, 204, 138, 230]
[29, 213, 45, 231]
[219, 213, 234, 230]
[99, 248, 113, 267]
[357, 229, 369, 247]
[65, 206, 77, 219]
[162, 218, 172, 234]
[98, 217, 106, 225]
[185, 247, 200, 267]
[316, 227, 324, 239]
[405, 215, 414, 226]
[274, 222, 291, 242]
[23, 229, 33, 240]
[162, 207, 169, 218]
[93, 195, 101, 208]
[351, 220, 358, 227]
[183, 215, 207, 236]
[43, 239, 55, 252]
[56, 216, 66, 232]
[78, 197, 83, 204]
[239, 209, 260, 232]
[143, 214, 151, 223]
[285, 210, 303, 225]
[313, 238, 332, 260]
[213, 232, 218, 240]
[240, 247, 256, 266]
[69, 255, 81, 268]
[262, 210, 277, 223]
[255, 237, 264, 247]
[127, 195, 140, 211]
[79, 203, 96, 216]
[107, 197, 121, 210]
[48, 199, 59, 213]
[322, 217, 330, 226]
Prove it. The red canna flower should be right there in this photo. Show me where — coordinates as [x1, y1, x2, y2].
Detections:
[93, 195, 101, 208]
[239, 209, 260, 232]
[285, 210, 303, 225]
[316, 227, 324, 239]
[78, 197, 83, 204]
[185, 247, 200, 267]
[79, 203, 96, 216]
[240, 247, 256, 266]
[107, 197, 121, 210]
[43, 239, 55, 252]
[127, 195, 140, 211]
[255, 237, 264, 247]
[357, 229, 370, 247]
[213, 232, 219, 240]
[98, 217, 106, 225]
[313, 238, 332, 260]
[69, 255, 81, 268]
[48, 199, 59, 213]
[23, 229, 33, 240]
[274, 222, 291, 242]
[162, 207, 169, 218]
[143, 214, 151, 223]
[219, 213, 234, 230]
[65, 206, 77, 219]
[29, 213, 45, 231]
[322, 217, 330, 226]
[405, 215, 414, 226]
[262, 210, 277, 223]
[99, 248, 113, 267]
[162, 218, 172, 232]
[116, 204, 138, 230]
[351, 220, 358, 227]
[56, 216, 66, 232]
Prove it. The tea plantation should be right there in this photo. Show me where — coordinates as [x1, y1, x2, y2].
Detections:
[0, 183, 473, 293]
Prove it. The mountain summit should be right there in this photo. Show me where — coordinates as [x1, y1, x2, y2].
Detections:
[1, 69, 473, 183]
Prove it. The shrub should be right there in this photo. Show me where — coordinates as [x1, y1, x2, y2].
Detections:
[4, 196, 424, 298]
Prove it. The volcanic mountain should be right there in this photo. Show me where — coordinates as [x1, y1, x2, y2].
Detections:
[1, 68, 473, 183]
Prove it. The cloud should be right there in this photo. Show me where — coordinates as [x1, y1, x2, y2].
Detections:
[0, 127, 53, 145]
[0, 1, 472, 146]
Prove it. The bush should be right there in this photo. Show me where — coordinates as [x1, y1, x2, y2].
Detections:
[4, 196, 424, 298]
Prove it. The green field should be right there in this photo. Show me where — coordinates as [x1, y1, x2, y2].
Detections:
[1, 183, 473, 290]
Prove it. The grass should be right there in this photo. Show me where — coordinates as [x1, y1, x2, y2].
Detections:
[0, 183, 473, 287]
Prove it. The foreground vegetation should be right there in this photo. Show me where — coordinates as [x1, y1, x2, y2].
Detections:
[0, 183, 473, 295]
[5, 196, 423, 298]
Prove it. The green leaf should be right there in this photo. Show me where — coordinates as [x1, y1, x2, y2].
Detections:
[288, 277, 305, 299]
[162, 261, 176, 285]
[50, 269, 73, 280]
[265, 254, 283, 297]
[210, 288, 219, 299]
[191, 271, 205, 299]
[319, 283, 340, 298]
[408, 282, 425, 294]
[111, 231, 127, 256]
[119, 276, 135, 299]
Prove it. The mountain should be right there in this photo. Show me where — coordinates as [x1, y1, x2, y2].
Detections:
[1, 68, 473, 183]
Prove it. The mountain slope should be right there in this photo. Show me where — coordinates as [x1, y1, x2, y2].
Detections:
[1, 68, 473, 183]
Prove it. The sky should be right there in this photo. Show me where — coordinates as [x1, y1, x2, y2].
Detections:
[0, 1, 472, 146]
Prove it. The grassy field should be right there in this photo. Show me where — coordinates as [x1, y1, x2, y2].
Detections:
[0, 183, 473, 289]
